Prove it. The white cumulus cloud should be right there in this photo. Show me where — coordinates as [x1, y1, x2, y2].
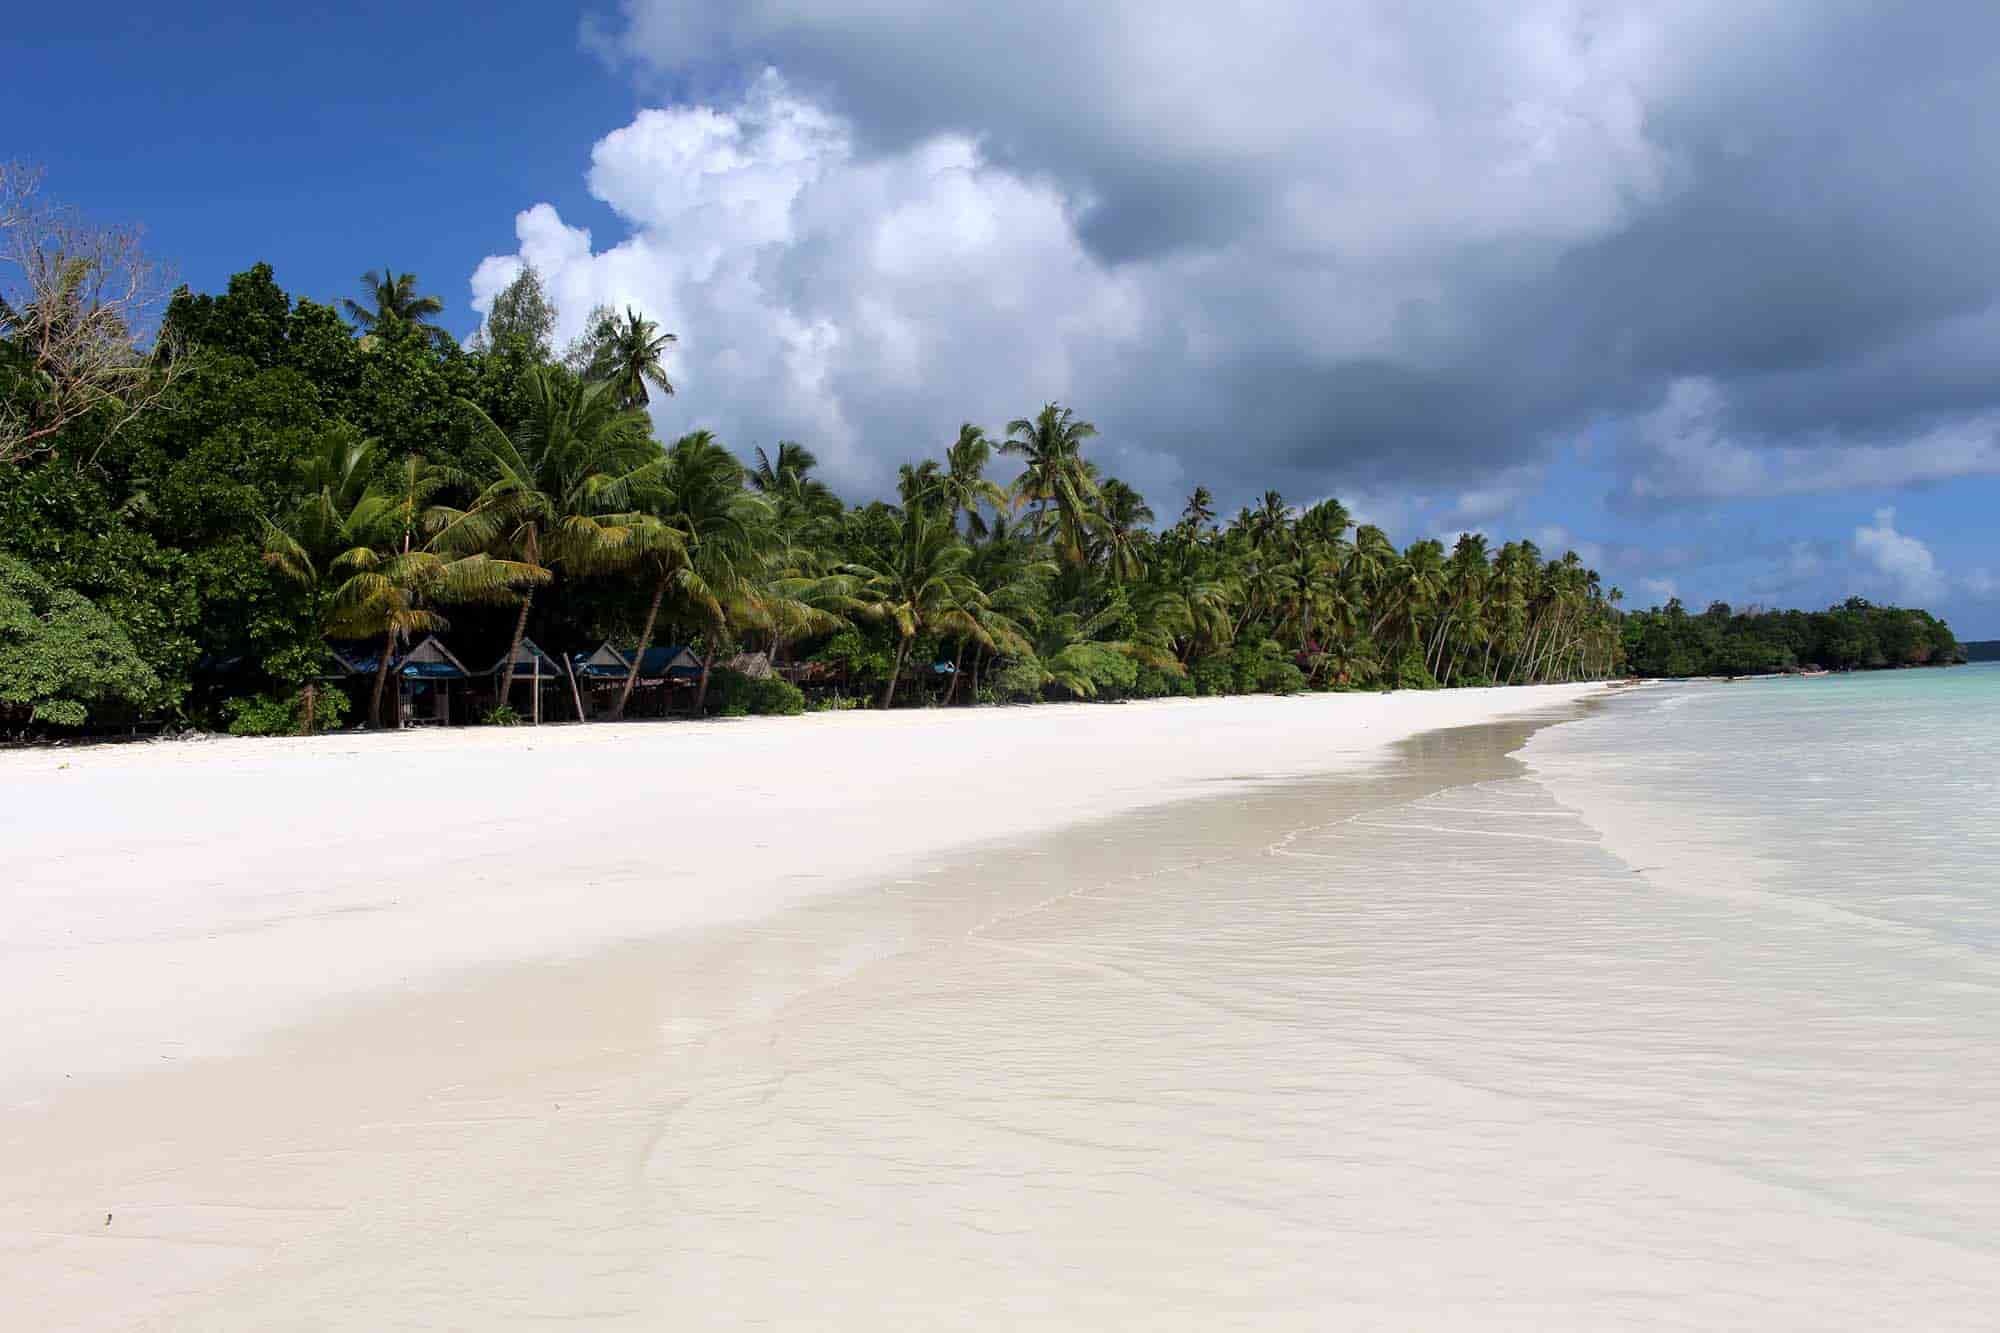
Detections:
[1852, 508, 1945, 603]
[470, 71, 1145, 494]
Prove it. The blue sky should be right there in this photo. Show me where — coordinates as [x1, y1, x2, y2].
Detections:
[18, 2, 2000, 636]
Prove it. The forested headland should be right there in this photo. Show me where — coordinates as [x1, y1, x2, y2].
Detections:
[1620, 600, 1963, 678]
[0, 169, 1959, 736]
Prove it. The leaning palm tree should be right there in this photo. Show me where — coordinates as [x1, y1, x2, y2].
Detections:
[1002, 402, 1102, 567]
[323, 457, 548, 727]
[641, 430, 771, 714]
[587, 305, 677, 409]
[343, 267, 453, 349]
[609, 431, 768, 718]
[443, 370, 659, 709]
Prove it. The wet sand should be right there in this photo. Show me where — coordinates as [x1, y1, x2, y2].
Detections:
[20, 683, 1994, 1328]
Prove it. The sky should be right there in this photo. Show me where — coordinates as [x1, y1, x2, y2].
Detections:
[17, 2, 2000, 635]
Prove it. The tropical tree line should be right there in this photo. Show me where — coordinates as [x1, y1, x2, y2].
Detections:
[1621, 598, 1961, 677]
[0, 207, 1941, 734]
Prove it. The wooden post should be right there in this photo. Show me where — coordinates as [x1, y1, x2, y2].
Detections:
[563, 650, 586, 723]
[532, 650, 542, 726]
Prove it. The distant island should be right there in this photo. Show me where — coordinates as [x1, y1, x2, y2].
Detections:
[1964, 640, 2000, 663]
[1621, 598, 1961, 678]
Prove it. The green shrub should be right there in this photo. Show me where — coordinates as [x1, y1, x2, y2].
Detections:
[480, 703, 523, 727]
[708, 668, 806, 716]
[1132, 664, 1195, 699]
[1261, 661, 1307, 695]
[806, 693, 866, 712]
[808, 628, 895, 695]
[1045, 641, 1138, 698]
[223, 685, 350, 736]
[0, 553, 168, 728]
[989, 654, 1048, 702]
[1224, 638, 1302, 695]
[1188, 654, 1234, 697]
[1394, 651, 1439, 690]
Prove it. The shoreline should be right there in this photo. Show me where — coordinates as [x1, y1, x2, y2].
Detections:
[4, 689, 1606, 1329]
[2, 683, 1602, 1101]
[11, 679, 1996, 1329]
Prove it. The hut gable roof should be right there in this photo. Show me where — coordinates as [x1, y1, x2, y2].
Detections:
[488, 637, 560, 677]
[401, 635, 470, 677]
[328, 635, 470, 679]
[579, 642, 632, 671]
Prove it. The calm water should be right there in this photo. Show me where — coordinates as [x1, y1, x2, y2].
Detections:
[1528, 664, 2000, 955]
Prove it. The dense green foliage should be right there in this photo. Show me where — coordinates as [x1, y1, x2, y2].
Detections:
[223, 685, 350, 736]
[1621, 598, 1962, 677]
[0, 213, 1959, 736]
[0, 553, 167, 727]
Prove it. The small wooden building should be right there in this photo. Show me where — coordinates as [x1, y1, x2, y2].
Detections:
[331, 635, 473, 727]
[566, 642, 704, 718]
[485, 637, 571, 723]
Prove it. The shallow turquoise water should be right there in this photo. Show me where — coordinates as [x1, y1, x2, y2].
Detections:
[1527, 664, 2000, 954]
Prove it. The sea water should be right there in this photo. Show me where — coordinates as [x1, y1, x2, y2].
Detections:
[600, 678, 2000, 1327]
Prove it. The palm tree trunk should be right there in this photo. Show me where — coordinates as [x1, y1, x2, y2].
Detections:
[882, 637, 909, 709]
[369, 630, 396, 728]
[503, 589, 535, 710]
[693, 633, 714, 716]
[943, 641, 967, 705]
[614, 577, 665, 721]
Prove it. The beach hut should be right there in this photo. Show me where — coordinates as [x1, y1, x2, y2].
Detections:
[332, 635, 472, 727]
[486, 637, 576, 724]
[570, 642, 636, 719]
[573, 642, 633, 682]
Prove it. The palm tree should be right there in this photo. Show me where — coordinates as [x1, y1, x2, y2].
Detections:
[635, 430, 770, 715]
[587, 305, 677, 408]
[260, 431, 380, 639]
[1002, 402, 1101, 567]
[445, 370, 659, 710]
[324, 457, 547, 727]
[1179, 486, 1216, 537]
[750, 440, 839, 527]
[1092, 478, 1154, 583]
[343, 268, 452, 349]
[259, 431, 380, 730]
[838, 509, 994, 708]
[941, 424, 1011, 537]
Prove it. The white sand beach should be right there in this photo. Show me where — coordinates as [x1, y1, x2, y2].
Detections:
[18, 679, 1997, 1331]
[0, 686, 1601, 1101]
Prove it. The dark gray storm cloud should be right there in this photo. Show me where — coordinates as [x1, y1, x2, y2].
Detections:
[499, 1, 2000, 526]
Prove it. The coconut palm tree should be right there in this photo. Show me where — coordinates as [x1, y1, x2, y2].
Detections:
[1002, 402, 1102, 567]
[637, 430, 770, 715]
[1091, 478, 1154, 583]
[343, 268, 453, 349]
[587, 305, 677, 408]
[325, 457, 548, 727]
[1179, 486, 1217, 537]
[260, 430, 380, 639]
[750, 440, 839, 528]
[941, 424, 1011, 537]
[445, 370, 659, 709]
[837, 508, 994, 708]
